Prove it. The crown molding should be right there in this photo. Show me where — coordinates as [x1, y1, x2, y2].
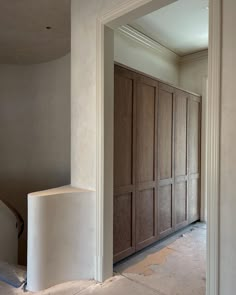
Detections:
[117, 25, 208, 65]
[180, 50, 208, 64]
[117, 24, 180, 63]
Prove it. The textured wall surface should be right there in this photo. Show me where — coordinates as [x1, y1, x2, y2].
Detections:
[0, 54, 71, 264]
[179, 56, 208, 95]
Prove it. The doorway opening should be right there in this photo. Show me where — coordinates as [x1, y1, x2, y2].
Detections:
[99, 1, 212, 295]
[112, 2, 208, 293]
[97, 0, 221, 294]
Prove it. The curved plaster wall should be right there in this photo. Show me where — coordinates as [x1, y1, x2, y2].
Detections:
[0, 54, 71, 264]
[27, 186, 95, 291]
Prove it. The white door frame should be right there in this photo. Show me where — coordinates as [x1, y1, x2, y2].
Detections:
[201, 75, 208, 223]
[96, 1, 221, 295]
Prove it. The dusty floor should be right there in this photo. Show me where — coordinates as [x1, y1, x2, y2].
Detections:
[0, 223, 206, 295]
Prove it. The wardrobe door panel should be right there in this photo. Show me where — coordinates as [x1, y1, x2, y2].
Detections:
[188, 96, 201, 223]
[159, 89, 173, 180]
[136, 189, 156, 250]
[175, 182, 187, 226]
[136, 82, 155, 183]
[114, 70, 134, 188]
[189, 99, 200, 175]
[135, 75, 158, 250]
[159, 185, 173, 234]
[175, 90, 188, 177]
[158, 83, 174, 238]
[114, 193, 135, 262]
[188, 178, 200, 223]
[174, 90, 188, 229]
[114, 65, 136, 261]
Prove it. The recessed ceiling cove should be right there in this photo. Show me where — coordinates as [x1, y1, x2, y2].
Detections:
[129, 0, 209, 56]
[0, 0, 71, 64]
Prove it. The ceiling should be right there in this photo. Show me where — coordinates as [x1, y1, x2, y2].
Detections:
[0, 0, 208, 64]
[0, 0, 71, 64]
[129, 0, 209, 56]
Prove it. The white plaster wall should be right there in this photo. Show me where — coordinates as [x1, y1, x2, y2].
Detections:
[179, 56, 208, 95]
[114, 31, 179, 85]
[0, 54, 71, 264]
[220, 1, 236, 293]
[70, 0, 182, 281]
[71, 0, 176, 189]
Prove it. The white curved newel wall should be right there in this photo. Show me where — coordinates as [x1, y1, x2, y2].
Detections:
[27, 186, 95, 292]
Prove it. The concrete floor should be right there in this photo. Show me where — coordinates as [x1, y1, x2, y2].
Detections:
[0, 223, 206, 295]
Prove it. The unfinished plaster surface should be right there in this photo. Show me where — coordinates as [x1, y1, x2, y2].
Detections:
[3, 223, 206, 295]
[27, 187, 95, 291]
[0, 54, 71, 264]
[179, 54, 208, 95]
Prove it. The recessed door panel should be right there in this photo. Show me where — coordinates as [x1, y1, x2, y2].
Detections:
[136, 82, 155, 183]
[175, 182, 187, 226]
[189, 100, 200, 175]
[159, 185, 173, 235]
[114, 193, 135, 262]
[188, 178, 200, 223]
[136, 188, 156, 249]
[135, 75, 158, 250]
[113, 65, 136, 262]
[175, 91, 188, 177]
[159, 89, 173, 180]
[114, 72, 134, 188]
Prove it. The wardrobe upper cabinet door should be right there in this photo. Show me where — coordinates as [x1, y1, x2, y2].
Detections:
[188, 97, 201, 175]
[114, 66, 135, 189]
[174, 90, 188, 229]
[158, 84, 174, 181]
[175, 90, 188, 177]
[136, 76, 158, 184]
[135, 75, 158, 250]
[114, 65, 136, 262]
[158, 83, 175, 238]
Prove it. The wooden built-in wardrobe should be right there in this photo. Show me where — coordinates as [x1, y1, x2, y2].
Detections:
[113, 64, 201, 263]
